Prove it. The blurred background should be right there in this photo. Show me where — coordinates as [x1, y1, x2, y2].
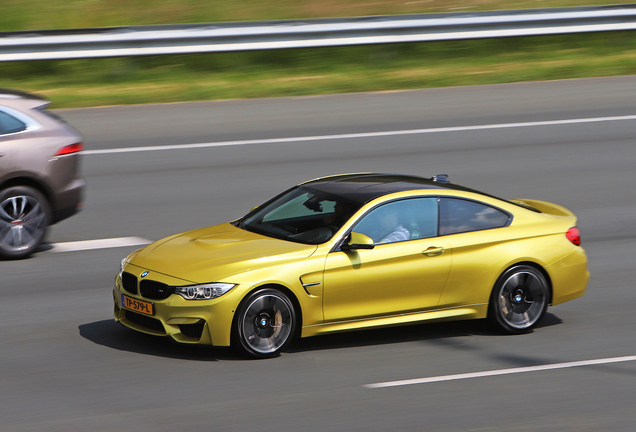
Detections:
[1, 0, 635, 107]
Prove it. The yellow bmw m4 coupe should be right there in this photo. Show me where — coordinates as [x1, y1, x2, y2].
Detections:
[114, 173, 588, 358]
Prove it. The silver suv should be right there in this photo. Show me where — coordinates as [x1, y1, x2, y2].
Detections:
[0, 89, 85, 259]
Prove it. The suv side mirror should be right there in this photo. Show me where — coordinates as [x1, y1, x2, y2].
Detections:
[341, 232, 375, 251]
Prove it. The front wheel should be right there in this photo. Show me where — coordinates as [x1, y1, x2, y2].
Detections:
[488, 265, 550, 334]
[233, 288, 297, 359]
[0, 186, 51, 259]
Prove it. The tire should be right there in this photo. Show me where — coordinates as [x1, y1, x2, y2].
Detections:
[0, 186, 51, 259]
[488, 265, 550, 334]
[233, 288, 297, 359]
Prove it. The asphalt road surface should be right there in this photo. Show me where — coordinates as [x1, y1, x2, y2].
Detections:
[2, 76, 636, 432]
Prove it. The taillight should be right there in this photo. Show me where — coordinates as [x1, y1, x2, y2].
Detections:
[55, 142, 83, 156]
[566, 227, 581, 246]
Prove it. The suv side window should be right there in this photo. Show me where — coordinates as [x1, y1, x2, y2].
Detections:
[353, 198, 438, 244]
[439, 198, 510, 235]
[0, 110, 27, 135]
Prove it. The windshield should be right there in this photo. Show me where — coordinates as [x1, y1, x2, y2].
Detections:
[236, 186, 361, 244]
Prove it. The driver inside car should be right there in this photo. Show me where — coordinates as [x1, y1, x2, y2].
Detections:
[376, 208, 410, 244]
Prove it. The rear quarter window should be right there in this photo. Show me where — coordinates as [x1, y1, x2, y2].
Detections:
[440, 198, 510, 235]
[0, 110, 27, 135]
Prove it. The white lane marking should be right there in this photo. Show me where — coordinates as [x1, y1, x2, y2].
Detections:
[50, 236, 151, 253]
[363, 355, 636, 389]
[83, 114, 636, 155]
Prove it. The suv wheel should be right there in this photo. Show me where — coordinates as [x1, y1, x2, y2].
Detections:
[0, 186, 51, 259]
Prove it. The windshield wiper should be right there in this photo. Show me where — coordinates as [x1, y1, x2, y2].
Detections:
[232, 220, 245, 229]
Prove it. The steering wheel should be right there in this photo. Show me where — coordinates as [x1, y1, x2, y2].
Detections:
[290, 227, 333, 244]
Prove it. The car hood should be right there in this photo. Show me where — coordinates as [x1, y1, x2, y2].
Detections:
[129, 223, 317, 283]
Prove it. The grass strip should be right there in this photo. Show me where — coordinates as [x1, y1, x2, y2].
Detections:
[1, 32, 635, 108]
[1, 0, 632, 31]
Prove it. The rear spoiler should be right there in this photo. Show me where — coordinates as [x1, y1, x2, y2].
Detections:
[0, 88, 49, 109]
[0, 88, 47, 100]
[509, 199, 575, 217]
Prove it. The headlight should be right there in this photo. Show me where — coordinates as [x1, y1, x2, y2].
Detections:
[118, 249, 142, 278]
[118, 257, 129, 280]
[175, 283, 236, 300]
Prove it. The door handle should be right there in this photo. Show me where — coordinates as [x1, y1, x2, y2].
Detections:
[423, 246, 444, 257]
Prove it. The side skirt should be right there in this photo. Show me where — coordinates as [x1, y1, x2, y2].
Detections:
[301, 303, 488, 338]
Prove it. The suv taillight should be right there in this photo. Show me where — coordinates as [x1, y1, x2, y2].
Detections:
[566, 227, 581, 246]
[55, 142, 83, 156]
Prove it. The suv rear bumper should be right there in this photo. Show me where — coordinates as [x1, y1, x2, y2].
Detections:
[52, 177, 85, 224]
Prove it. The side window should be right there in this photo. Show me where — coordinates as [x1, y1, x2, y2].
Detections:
[439, 198, 510, 235]
[353, 198, 438, 244]
[0, 110, 27, 135]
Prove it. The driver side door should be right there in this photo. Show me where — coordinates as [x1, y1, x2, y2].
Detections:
[322, 197, 452, 321]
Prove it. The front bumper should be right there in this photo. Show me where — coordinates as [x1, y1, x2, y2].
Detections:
[113, 274, 236, 347]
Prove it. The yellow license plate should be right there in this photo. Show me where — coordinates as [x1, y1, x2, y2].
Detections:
[121, 294, 154, 316]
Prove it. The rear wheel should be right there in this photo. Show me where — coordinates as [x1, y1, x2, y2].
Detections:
[489, 265, 549, 334]
[233, 288, 296, 359]
[0, 186, 50, 259]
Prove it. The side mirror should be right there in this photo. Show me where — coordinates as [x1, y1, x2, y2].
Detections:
[341, 232, 375, 251]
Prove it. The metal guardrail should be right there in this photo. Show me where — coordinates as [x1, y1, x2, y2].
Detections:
[1, 5, 636, 62]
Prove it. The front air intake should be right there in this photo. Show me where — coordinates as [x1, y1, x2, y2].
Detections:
[124, 311, 165, 334]
[179, 321, 205, 339]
